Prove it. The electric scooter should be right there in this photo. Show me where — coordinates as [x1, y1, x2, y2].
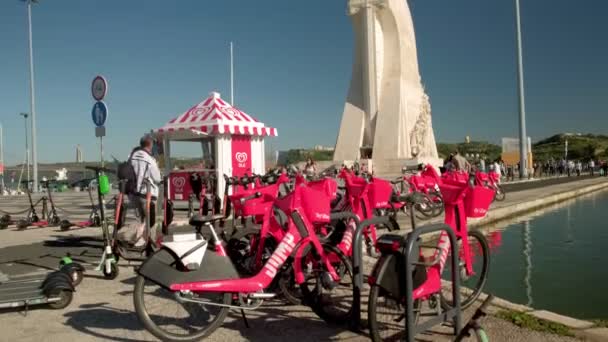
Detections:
[85, 165, 120, 279]
[59, 186, 101, 231]
[0, 260, 84, 313]
[111, 178, 158, 263]
[19, 180, 62, 229]
[0, 181, 43, 230]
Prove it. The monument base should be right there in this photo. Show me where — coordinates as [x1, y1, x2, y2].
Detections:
[372, 157, 444, 178]
[334, 157, 444, 178]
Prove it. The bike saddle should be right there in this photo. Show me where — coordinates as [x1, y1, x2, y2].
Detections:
[189, 214, 224, 227]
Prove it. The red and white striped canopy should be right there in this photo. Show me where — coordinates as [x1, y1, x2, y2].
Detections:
[155, 92, 278, 137]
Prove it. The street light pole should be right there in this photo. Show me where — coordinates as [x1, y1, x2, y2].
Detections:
[20, 113, 30, 185]
[0, 123, 4, 192]
[514, 0, 528, 178]
[24, 0, 39, 191]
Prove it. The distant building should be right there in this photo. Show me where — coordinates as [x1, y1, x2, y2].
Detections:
[313, 145, 334, 151]
[501, 137, 533, 166]
[76, 145, 83, 163]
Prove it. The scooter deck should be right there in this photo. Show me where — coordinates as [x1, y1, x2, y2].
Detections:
[0, 275, 54, 309]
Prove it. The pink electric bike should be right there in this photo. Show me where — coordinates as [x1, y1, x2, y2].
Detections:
[367, 171, 493, 341]
[133, 184, 354, 342]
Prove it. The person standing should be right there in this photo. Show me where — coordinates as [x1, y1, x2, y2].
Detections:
[304, 157, 317, 179]
[589, 159, 595, 176]
[452, 151, 471, 173]
[130, 135, 162, 247]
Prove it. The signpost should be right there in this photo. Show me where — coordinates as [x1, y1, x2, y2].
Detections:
[91, 75, 108, 166]
[92, 75, 108, 101]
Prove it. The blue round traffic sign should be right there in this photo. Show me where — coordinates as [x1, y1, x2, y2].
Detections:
[92, 101, 108, 127]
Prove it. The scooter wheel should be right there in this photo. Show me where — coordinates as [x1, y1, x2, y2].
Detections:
[103, 263, 119, 280]
[50, 216, 61, 226]
[92, 216, 101, 227]
[16, 219, 30, 230]
[59, 220, 72, 231]
[48, 290, 74, 309]
[69, 270, 84, 287]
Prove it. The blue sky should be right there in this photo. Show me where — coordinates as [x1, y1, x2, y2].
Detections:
[1, 0, 607, 165]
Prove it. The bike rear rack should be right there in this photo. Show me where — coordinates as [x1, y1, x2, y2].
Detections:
[351, 216, 462, 342]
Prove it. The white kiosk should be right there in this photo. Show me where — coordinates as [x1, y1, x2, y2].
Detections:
[153, 92, 278, 203]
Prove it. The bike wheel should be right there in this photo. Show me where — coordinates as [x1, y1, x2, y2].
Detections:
[133, 251, 230, 342]
[278, 263, 304, 305]
[430, 193, 444, 217]
[494, 185, 506, 202]
[368, 283, 421, 342]
[300, 244, 354, 324]
[414, 194, 436, 218]
[441, 230, 490, 310]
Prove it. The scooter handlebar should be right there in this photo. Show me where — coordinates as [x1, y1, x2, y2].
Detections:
[85, 166, 116, 174]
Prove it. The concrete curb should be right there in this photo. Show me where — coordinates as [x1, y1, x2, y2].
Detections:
[473, 293, 608, 341]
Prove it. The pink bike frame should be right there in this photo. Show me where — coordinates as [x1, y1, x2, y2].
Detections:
[337, 169, 377, 257]
[171, 186, 340, 294]
[410, 173, 476, 300]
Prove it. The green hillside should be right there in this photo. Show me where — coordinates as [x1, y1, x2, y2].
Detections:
[532, 133, 608, 161]
[437, 141, 502, 161]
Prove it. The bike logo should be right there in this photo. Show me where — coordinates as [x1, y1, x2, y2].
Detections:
[473, 207, 487, 215]
[314, 212, 330, 221]
[235, 152, 248, 168]
[172, 177, 186, 192]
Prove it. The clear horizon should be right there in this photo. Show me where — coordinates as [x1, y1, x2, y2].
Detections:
[1, 0, 608, 165]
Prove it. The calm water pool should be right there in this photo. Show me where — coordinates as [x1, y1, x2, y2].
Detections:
[483, 190, 608, 319]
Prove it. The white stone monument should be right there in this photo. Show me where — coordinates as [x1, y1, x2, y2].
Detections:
[334, 0, 441, 174]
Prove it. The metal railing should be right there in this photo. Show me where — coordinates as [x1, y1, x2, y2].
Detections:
[350, 215, 463, 341]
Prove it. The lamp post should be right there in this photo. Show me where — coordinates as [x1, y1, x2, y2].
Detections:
[0, 123, 4, 192]
[20, 113, 30, 185]
[22, 0, 39, 192]
[514, 0, 529, 178]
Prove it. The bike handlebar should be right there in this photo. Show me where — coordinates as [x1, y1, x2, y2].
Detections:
[239, 191, 262, 205]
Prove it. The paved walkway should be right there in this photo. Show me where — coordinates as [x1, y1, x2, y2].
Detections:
[1, 178, 606, 341]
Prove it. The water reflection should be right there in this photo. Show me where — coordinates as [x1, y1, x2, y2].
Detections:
[523, 220, 533, 307]
[479, 190, 608, 319]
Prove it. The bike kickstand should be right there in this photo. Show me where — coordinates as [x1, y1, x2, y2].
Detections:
[241, 309, 250, 329]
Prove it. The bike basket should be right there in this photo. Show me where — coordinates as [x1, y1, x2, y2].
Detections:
[441, 171, 469, 186]
[464, 185, 495, 218]
[344, 175, 369, 198]
[300, 186, 331, 224]
[98, 174, 111, 195]
[410, 175, 426, 191]
[307, 178, 338, 200]
[476, 172, 490, 183]
[230, 185, 276, 217]
[368, 178, 393, 209]
[438, 183, 469, 205]
[489, 171, 500, 183]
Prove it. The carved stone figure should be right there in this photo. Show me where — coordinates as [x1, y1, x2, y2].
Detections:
[334, 0, 440, 172]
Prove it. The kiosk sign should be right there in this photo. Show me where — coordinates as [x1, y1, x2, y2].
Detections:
[232, 135, 252, 178]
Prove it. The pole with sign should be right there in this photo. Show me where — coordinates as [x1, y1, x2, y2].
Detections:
[91, 76, 108, 167]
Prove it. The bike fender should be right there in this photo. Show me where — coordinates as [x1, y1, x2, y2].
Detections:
[369, 254, 427, 298]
